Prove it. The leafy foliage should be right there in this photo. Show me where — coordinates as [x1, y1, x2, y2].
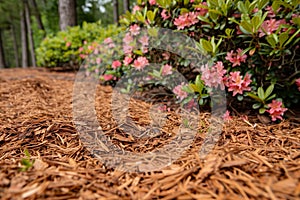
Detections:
[36, 21, 123, 68]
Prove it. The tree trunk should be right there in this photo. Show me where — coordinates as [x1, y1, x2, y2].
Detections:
[29, 0, 45, 31]
[123, 0, 129, 13]
[113, 0, 119, 25]
[20, 6, 28, 68]
[58, 0, 77, 31]
[0, 29, 6, 68]
[24, 0, 36, 67]
[10, 24, 20, 67]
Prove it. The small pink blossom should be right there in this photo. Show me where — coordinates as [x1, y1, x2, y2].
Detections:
[161, 64, 173, 76]
[96, 58, 102, 64]
[139, 35, 149, 46]
[123, 57, 133, 65]
[174, 12, 199, 30]
[161, 9, 171, 20]
[266, 100, 287, 121]
[259, 19, 286, 37]
[200, 61, 227, 89]
[102, 74, 115, 81]
[130, 24, 140, 36]
[123, 44, 133, 55]
[104, 37, 113, 44]
[83, 40, 87, 45]
[162, 52, 170, 60]
[66, 42, 71, 47]
[80, 54, 86, 59]
[112, 60, 122, 69]
[295, 78, 300, 91]
[123, 33, 134, 44]
[225, 72, 252, 96]
[225, 48, 247, 67]
[173, 82, 188, 101]
[133, 56, 149, 70]
[223, 110, 232, 121]
[265, 6, 281, 18]
[78, 47, 84, 52]
[185, 99, 197, 110]
[132, 5, 141, 14]
[195, 2, 208, 16]
[149, 0, 156, 5]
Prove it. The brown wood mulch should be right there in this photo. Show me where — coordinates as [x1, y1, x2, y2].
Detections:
[0, 68, 299, 200]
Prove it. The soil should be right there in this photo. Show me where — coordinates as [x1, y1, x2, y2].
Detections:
[0, 68, 299, 200]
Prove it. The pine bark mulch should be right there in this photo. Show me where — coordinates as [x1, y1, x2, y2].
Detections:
[0, 68, 299, 199]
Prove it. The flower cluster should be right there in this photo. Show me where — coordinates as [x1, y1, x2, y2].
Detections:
[173, 83, 188, 101]
[174, 12, 200, 30]
[225, 72, 252, 96]
[266, 100, 288, 121]
[225, 48, 247, 67]
[200, 61, 226, 89]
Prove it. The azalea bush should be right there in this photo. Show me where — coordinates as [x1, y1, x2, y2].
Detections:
[36, 21, 122, 68]
[85, 0, 300, 122]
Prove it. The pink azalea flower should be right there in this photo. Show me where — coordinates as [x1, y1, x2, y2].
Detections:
[195, 2, 208, 16]
[200, 61, 227, 89]
[123, 33, 134, 44]
[185, 99, 197, 110]
[132, 5, 141, 14]
[225, 72, 252, 96]
[78, 47, 84, 52]
[104, 37, 113, 44]
[133, 56, 149, 70]
[80, 54, 86, 59]
[138, 35, 149, 46]
[96, 58, 102, 64]
[123, 57, 133, 65]
[266, 100, 287, 121]
[173, 82, 188, 101]
[123, 44, 133, 55]
[149, 0, 156, 5]
[225, 48, 247, 67]
[161, 9, 171, 20]
[174, 12, 199, 30]
[265, 6, 281, 18]
[162, 52, 170, 60]
[295, 78, 300, 91]
[102, 74, 115, 81]
[161, 64, 173, 76]
[259, 19, 286, 37]
[83, 40, 88, 45]
[223, 110, 232, 121]
[66, 42, 71, 47]
[130, 24, 140, 36]
[142, 47, 148, 53]
[112, 60, 122, 69]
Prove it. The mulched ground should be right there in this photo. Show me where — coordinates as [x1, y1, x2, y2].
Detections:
[0, 68, 299, 200]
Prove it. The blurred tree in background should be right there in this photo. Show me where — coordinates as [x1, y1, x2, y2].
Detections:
[0, 0, 135, 68]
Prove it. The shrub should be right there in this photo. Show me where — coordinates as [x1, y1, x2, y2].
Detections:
[36, 21, 123, 68]
[88, 0, 300, 121]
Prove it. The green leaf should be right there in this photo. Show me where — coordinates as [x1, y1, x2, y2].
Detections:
[180, 8, 190, 14]
[252, 103, 262, 109]
[247, 92, 261, 102]
[264, 84, 274, 98]
[146, 11, 156, 23]
[278, 32, 289, 48]
[265, 93, 276, 101]
[257, 87, 265, 99]
[258, 0, 269, 9]
[237, 95, 244, 101]
[259, 107, 266, 114]
[266, 35, 277, 48]
[200, 39, 213, 52]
